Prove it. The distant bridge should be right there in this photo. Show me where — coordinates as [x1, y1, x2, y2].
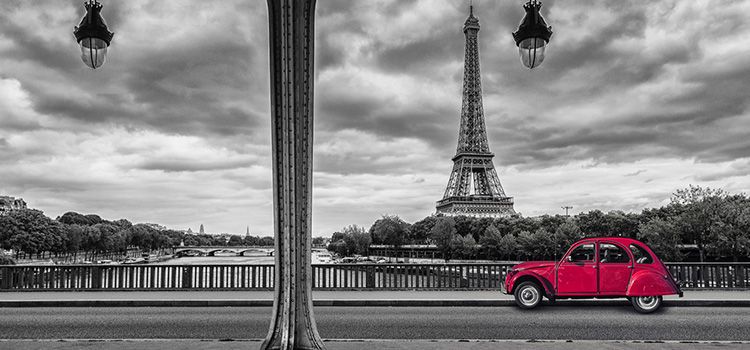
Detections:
[172, 246, 274, 257]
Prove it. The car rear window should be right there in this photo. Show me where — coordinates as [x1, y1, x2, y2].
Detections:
[629, 244, 653, 264]
[600, 243, 630, 263]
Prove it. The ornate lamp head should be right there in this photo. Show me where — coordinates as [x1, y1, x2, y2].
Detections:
[74, 0, 114, 69]
[512, 1, 553, 69]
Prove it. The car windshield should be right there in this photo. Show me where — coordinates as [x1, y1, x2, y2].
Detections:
[629, 244, 653, 264]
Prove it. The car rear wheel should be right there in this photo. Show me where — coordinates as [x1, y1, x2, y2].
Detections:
[514, 281, 542, 309]
[631, 296, 662, 314]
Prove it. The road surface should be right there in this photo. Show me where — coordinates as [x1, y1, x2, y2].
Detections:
[1, 306, 748, 341]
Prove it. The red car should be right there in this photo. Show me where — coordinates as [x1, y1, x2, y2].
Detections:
[503, 237, 682, 313]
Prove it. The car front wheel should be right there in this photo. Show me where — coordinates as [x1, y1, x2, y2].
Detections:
[631, 296, 662, 314]
[514, 281, 542, 309]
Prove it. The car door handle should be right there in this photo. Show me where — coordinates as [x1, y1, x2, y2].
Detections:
[627, 266, 633, 269]
[592, 265, 598, 269]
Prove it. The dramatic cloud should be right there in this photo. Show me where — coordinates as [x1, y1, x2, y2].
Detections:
[1, 0, 749, 235]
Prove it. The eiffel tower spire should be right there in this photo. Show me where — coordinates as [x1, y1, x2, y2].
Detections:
[436, 4, 515, 218]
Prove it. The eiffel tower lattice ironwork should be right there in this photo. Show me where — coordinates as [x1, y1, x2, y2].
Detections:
[436, 5, 515, 218]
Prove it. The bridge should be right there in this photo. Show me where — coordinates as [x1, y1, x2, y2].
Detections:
[2, 262, 748, 291]
[172, 246, 274, 257]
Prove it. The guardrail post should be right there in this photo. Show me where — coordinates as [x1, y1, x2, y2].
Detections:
[182, 266, 193, 289]
[366, 266, 375, 288]
[0, 267, 8, 290]
[460, 266, 468, 288]
[92, 267, 101, 289]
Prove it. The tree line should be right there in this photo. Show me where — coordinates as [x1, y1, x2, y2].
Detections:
[0, 210, 274, 265]
[328, 186, 750, 262]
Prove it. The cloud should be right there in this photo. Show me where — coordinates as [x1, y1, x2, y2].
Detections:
[1, 0, 749, 235]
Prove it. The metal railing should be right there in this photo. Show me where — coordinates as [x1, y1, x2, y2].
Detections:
[666, 262, 750, 289]
[1, 263, 748, 291]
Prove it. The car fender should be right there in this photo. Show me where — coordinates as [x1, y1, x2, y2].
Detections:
[508, 270, 554, 297]
[626, 269, 679, 296]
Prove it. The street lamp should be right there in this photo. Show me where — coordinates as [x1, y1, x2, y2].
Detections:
[74, 1, 552, 348]
[513, 0, 553, 69]
[73, 0, 114, 69]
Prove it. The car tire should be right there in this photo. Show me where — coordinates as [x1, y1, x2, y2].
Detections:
[514, 281, 542, 309]
[631, 296, 662, 314]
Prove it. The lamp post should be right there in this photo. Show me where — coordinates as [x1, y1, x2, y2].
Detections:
[74, 1, 551, 349]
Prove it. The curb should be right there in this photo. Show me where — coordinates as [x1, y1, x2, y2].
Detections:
[1, 299, 750, 307]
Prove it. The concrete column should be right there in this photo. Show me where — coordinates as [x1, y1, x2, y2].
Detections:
[261, 0, 324, 349]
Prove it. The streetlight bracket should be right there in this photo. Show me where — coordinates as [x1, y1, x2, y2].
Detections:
[74, 1, 114, 45]
[512, 0, 552, 45]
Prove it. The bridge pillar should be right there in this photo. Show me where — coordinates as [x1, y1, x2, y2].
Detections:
[261, 0, 324, 349]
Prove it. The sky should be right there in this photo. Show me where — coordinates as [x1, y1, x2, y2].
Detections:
[1, 0, 750, 237]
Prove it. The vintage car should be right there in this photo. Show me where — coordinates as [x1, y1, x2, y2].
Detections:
[503, 237, 682, 313]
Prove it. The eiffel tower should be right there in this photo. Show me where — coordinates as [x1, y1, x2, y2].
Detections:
[436, 5, 515, 218]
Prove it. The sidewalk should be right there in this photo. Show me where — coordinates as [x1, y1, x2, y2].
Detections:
[1, 290, 749, 307]
[2, 339, 750, 350]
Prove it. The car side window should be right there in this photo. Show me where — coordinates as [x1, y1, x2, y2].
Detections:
[629, 244, 653, 264]
[600, 243, 630, 263]
[568, 243, 595, 263]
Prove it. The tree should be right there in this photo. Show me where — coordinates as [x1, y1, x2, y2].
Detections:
[638, 217, 683, 262]
[0, 255, 15, 265]
[707, 195, 750, 262]
[538, 215, 567, 237]
[497, 233, 519, 261]
[369, 215, 410, 247]
[85, 214, 103, 225]
[479, 224, 504, 260]
[58, 212, 92, 226]
[341, 225, 371, 255]
[453, 215, 473, 238]
[410, 216, 437, 244]
[517, 228, 554, 260]
[62, 224, 84, 258]
[450, 234, 477, 260]
[531, 228, 555, 260]
[671, 185, 726, 262]
[243, 235, 260, 246]
[312, 237, 326, 247]
[606, 211, 640, 238]
[328, 225, 371, 257]
[468, 217, 495, 242]
[259, 236, 274, 246]
[553, 219, 583, 257]
[430, 217, 457, 261]
[228, 235, 244, 246]
[1, 209, 62, 258]
[576, 210, 609, 237]
[327, 239, 348, 257]
[508, 216, 539, 237]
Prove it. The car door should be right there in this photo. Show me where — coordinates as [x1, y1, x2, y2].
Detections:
[598, 242, 632, 295]
[557, 242, 597, 295]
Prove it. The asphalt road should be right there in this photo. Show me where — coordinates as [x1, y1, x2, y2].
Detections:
[1, 306, 748, 341]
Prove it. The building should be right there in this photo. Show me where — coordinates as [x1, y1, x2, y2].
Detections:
[0, 196, 27, 216]
[436, 6, 516, 218]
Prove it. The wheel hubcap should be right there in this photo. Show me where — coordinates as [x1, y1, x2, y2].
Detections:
[637, 296, 658, 309]
[520, 286, 539, 305]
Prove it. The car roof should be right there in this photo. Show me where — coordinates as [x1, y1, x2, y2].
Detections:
[573, 237, 648, 247]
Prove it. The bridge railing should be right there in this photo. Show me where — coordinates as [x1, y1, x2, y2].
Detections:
[1, 262, 748, 291]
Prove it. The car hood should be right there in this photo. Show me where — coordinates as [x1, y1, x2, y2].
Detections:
[512, 261, 556, 272]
